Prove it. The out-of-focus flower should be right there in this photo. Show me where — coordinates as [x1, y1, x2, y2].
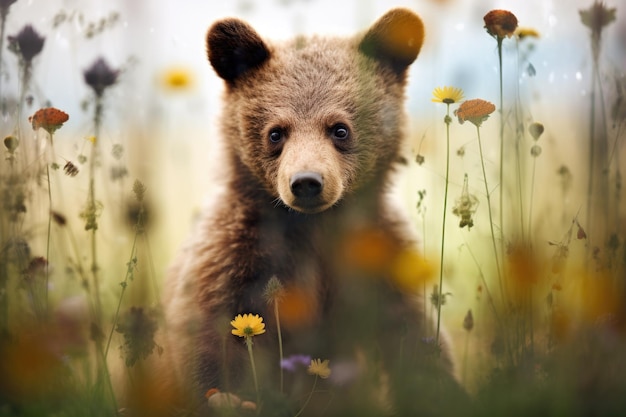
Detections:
[529, 122, 544, 140]
[580, 1, 616, 63]
[515, 27, 540, 40]
[0, 0, 18, 16]
[115, 307, 162, 367]
[308, 359, 331, 379]
[430, 284, 452, 308]
[84, 57, 119, 97]
[263, 275, 285, 305]
[484, 10, 518, 39]
[280, 354, 311, 372]
[432, 86, 464, 104]
[63, 161, 79, 177]
[463, 309, 474, 332]
[29, 107, 69, 135]
[579, 1, 616, 38]
[4, 135, 19, 153]
[415, 154, 425, 165]
[452, 174, 479, 230]
[230, 314, 265, 338]
[390, 249, 433, 292]
[455, 99, 496, 127]
[9, 25, 45, 63]
[530, 145, 542, 157]
[160, 66, 194, 91]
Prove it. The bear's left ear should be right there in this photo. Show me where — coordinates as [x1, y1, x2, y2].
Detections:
[359, 8, 425, 75]
[206, 18, 270, 83]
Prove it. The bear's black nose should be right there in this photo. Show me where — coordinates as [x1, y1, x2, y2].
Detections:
[290, 172, 323, 198]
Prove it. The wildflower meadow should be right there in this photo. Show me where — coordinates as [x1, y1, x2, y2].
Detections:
[0, 0, 625, 416]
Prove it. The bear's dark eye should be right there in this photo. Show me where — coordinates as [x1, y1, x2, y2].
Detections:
[330, 123, 350, 141]
[268, 128, 284, 143]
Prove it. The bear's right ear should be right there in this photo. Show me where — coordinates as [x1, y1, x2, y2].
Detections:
[359, 8, 424, 75]
[206, 18, 270, 83]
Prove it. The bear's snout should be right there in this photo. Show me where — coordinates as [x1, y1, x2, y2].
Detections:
[290, 171, 323, 199]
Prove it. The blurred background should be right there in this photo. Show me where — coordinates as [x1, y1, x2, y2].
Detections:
[1, 0, 625, 414]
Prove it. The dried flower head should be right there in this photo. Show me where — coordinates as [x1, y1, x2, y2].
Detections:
[430, 284, 452, 308]
[132, 179, 146, 202]
[415, 154, 425, 165]
[115, 307, 162, 367]
[10, 25, 45, 63]
[579, 1, 616, 38]
[452, 174, 479, 230]
[84, 57, 119, 97]
[455, 99, 496, 127]
[530, 145, 542, 157]
[307, 359, 331, 379]
[63, 161, 79, 177]
[4, 135, 19, 154]
[529, 122, 544, 140]
[432, 86, 464, 104]
[231, 314, 266, 338]
[463, 309, 474, 332]
[29, 107, 69, 134]
[263, 275, 285, 305]
[484, 10, 518, 39]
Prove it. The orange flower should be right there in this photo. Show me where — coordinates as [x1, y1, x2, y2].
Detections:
[29, 107, 69, 134]
[484, 10, 518, 39]
[454, 99, 496, 127]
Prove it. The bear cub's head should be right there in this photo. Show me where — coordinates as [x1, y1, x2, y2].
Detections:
[207, 9, 424, 214]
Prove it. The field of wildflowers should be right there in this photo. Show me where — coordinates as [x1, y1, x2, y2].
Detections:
[0, 0, 625, 416]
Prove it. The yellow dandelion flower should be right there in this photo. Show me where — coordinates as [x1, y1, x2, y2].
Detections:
[161, 66, 194, 91]
[515, 27, 540, 40]
[455, 99, 496, 127]
[431, 86, 464, 104]
[307, 359, 331, 379]
[231, 314, 266, 338]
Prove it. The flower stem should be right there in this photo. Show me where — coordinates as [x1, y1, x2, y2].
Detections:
[476, 125, 504, 303]
[528, 157, 538, 244]
[245, 336, 261, 410]
[273, 301, 284, 393]
[435, 106, 451, 348]
[497, 36, 505, 273]
[294, 375, 318, 417]
[45, 163, 52, 316]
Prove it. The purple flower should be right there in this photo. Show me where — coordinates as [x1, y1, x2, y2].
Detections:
[9, 25, 45, 62]
[280, 354, 311, 372]
[83, 57, 119, 97]
[0, 0, 18, 16]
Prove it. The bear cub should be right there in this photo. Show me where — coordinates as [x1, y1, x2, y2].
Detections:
[161, 7, 463, 415]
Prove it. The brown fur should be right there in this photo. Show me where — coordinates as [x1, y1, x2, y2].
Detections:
[156, 8, 465, 415]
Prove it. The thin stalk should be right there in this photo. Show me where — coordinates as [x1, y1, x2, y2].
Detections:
[90, 97, 103, 322]
[435, 105, 452, 347]
[476, 125, 505, 304]
[104, 228, 139, 360]
[273, 301, 284, 393]
[294, 376, 318, 417]
[44, 131, 56, 315]
[245, 336, 261, 410]
[45, 163, 52, 315]
[528, 157, 538, 244]
[0, 10, 7, 113]
[497, 37, 505, 261]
